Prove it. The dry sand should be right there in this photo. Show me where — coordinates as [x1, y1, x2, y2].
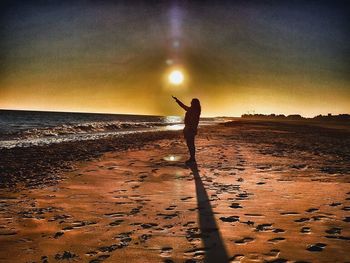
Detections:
[0, 121, 349, 263]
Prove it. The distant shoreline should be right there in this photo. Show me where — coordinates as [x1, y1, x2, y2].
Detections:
[0, 108, 165, 118]
[241, 113, 350, 122]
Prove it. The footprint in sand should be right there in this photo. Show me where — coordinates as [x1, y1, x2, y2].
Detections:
[0, 230, 17, 236]
[264, 258, 288, 263]
[104, 212, 127, 218]
[300, 227, 311, 233]
[240, 220, 255, 226]
[89, 254, 110, 263]
[54, 231, 64, 239]
[138, 234, 152, 243]
[157, 212, 179, 220]
[115, 233, 132, 246]
[312, 215, 329, 221]
[165, 205, 177, 211]
[98, 244, 123, 253]
[280, 211, 300, 215]
[48, 214, 71, 222]
[264, 249, 280, 257]
[55, 251, 77, 260]
[183, 247, 207, 260]
[62, 220, 97, 230]
[129, 206, 142, 215]
[219, 216, 239, 223]
[181, 196, 193, 201]
[234, 237, 254, 244]
[183, 221, 195, 227]
[268, 237, 286, 243]
[244, 213, 264, 217]
[325, 227, 341, 235]
[139, 174, 148, 180]
[329, 202, 342, 207]
[294, 217, 310, 223]
[230, 254, 244, 262]
[263, 249, 285, 263]
[236, 193, 250, 200]
[185, 227, 201, 242]
[325, 235, 350, 241]
[305, 208, 319, 213]
[109, 219, 124, 226]
[160, 247, 173, 257]
[272, 228, 285, 233]
[230, 202, 243, 209]
[306, 243, 327, 252]
[85, 251, 96, 257]
[255, 223, 273, 232]
[140, 223, 158, 229]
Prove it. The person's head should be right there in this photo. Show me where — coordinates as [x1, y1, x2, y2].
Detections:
[191, 98, 201, 112]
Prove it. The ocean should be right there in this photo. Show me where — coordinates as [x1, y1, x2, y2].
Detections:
[0, 110, 217, 149]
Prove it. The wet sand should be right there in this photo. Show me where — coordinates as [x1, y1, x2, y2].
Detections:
[0, 121, 349, 262]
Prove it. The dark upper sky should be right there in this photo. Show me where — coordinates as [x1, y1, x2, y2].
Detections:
[1, 0, 349, 116]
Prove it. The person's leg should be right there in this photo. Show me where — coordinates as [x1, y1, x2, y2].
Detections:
[185, 135, 196, 161]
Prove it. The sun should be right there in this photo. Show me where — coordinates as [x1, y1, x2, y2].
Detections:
[168, 70, 184, 85]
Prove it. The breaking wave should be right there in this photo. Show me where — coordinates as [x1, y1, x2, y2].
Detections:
[13, 121, 176, 140]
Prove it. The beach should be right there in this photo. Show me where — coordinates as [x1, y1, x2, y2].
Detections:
[0, 120, 349, 263]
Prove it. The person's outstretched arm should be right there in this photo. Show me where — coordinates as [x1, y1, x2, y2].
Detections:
[172, 96, 189, 111]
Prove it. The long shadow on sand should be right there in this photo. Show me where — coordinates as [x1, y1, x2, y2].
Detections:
[189, 162, 229, 263]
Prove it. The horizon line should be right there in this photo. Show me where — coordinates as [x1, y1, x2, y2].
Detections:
[1, 107, 349, 119]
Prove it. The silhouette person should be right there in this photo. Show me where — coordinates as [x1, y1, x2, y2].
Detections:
[172, 96, 201, 164]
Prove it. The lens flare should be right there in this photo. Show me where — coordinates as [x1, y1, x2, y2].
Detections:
[168, 70, 184, 85]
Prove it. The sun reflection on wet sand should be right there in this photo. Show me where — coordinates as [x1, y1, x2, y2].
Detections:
[164, 124, 184, 131]
[163, 154, 182, 162]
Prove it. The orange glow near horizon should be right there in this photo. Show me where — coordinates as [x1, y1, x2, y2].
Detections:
[1, 2, 349, 118]
[1, 81, 349, 118]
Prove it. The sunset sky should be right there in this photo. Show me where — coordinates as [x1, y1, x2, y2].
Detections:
[0, 0, 349, 117]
